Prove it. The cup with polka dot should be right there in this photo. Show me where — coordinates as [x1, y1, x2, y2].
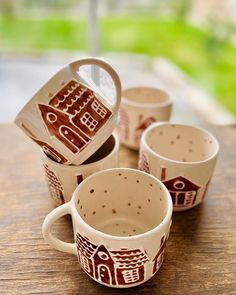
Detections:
[139, 122, 219, 211]
[42, 168, 173, 288]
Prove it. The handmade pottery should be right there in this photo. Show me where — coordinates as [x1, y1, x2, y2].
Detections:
[139, 122, 219, 211]
[117, 87, 172, 150]
[42, 168, 173, 288]
[42, 133, 119, 205]
[15, 58, 121, 165]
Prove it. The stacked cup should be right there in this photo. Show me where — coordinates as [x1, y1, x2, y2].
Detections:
[15, 57, 219, 288]
[15, 58, 122, 205]
[15, 57, 173, 288]
[116, 85, 219, 212]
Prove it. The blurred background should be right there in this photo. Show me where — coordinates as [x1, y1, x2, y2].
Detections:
[0, 0, 235, 123]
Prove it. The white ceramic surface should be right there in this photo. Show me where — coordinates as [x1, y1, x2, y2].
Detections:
[42, 133, 119, 205]
[139, 122, 219, 211]
[15, 57, 121, 165]
[117, 87, 172, 150]
[42, 168, 173, 288]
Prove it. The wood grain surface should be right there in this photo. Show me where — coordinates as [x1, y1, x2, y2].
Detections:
[0, 123, 236, 295]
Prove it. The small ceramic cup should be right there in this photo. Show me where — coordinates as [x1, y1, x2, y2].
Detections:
[117, 87, 172, 150]
[139, 122, 219, 211]
[15, 57, 121, 165]
[42, 168, 173, 288]
[42, 133, 119, 205]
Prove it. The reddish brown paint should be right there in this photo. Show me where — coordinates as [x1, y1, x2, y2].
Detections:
[75, 233, 149, 286]
[43, 164, 64, 205]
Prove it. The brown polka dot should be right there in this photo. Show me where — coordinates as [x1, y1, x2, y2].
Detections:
[170, 141, 174, 145]
[123, 231, 126, 234]
[149, 183, 153, 187]
[116, 223, 119, 226]
[137, 211, 141, 215]
[90, 189, 94, 194]
[129, 234, 132, 237]
[159, 187, 162, 191]
[133, 229, 136, 232]
[148, 199, 151, 202]
[182, 158, 187, 162]
[80, 205, 82, 210]
[189, 140, 193, 144]
[138, 205, 142, 209]
[84, 213, 86, 217]
[112, 209, 116, 214]
[104, 190, 108, 193]
[176, 135, 181, 139]
[188, 149, 193, 153]
[160, 198, 162, 201]
[128, 202, 131, 206]
[118, 173, 122, 176]
[102, 205, 106, 208]
[159, 131, 163, 135]
[124, 176, 127, 180]
[136, 180, 140, 183]
[77, 199, 80, 204]
[92, 211, 96, 215]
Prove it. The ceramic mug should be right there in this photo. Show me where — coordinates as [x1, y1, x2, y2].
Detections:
[117, 87, 172, 150]
[42, 133, 119, 205]
[139, 122, 219, 211]
[15, 57, 121, 165]
[42, 168, 173, 288]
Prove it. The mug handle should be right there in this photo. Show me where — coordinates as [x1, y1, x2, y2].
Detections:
[69, 57, 122, 114]
[42, 202, 77, 255]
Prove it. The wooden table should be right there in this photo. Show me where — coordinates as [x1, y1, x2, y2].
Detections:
[0, 123, 236, 295]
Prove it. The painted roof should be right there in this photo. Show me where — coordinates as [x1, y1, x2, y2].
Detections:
[163, 176, 200, 191]
[49, 80, 95, 115]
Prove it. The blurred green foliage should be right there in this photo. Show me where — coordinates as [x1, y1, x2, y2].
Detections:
[0, 16, 235, 116]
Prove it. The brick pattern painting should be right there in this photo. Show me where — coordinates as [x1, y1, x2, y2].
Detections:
[138, 151, 150, 174]
[43, 164, 64, 205]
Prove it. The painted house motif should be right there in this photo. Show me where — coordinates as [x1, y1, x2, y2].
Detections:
[161, 168, 200, 207]
[43, 164, 64, 205]
[117, 107, 129, 140]
[76, 233, 149, 286]
[138, 151, 150, 174]
[38, 80, 112, 154]
[20, 123, 68, 164]
[32, 137, 67, 164]
[152, 235, 167, 275]
[134, 115, 156, 145]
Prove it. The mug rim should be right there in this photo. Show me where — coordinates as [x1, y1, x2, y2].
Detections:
[70, 168, 173, 241]
[41, 133, 119, 169]
[122, 86, 172, 108]
[141, 121, 220, 165]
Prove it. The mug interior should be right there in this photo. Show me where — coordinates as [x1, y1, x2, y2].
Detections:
[123, 87, 170, 105]
[75, 169, 169, 237]
[145, 123, 218, 163]
[44, 134, 116, 166]
[82, 134, 115, 164]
